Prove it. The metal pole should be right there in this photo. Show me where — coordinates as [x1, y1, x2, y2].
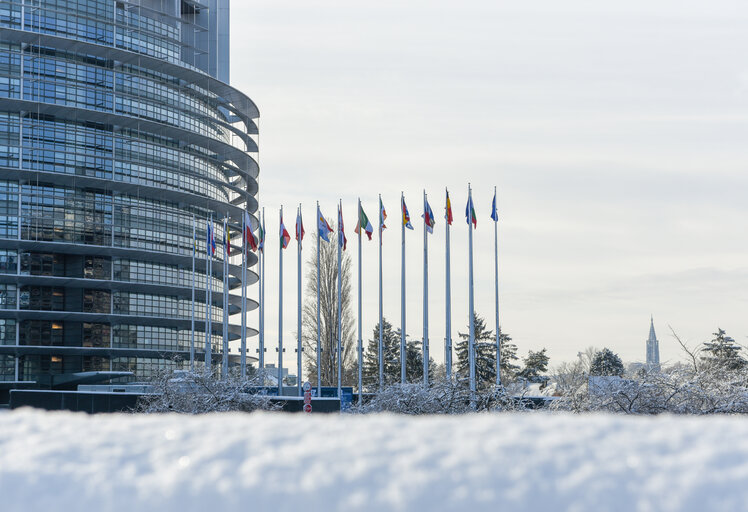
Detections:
[357, 198, 363, 405]
[205, 214, 215, 372]
[240, 213, 247, 379]
[190, 214, 195, 371]
[468, 185, 476, 394]
[278, 206, 284, 396]
[316, 202, 322, 397]
[400, 192, 406, 384]
[379, 194, 384, 390]
[337, 200, 343, 399]
[297, 204, 303, 397]
[423, 190, 429, 386]
[494, 186, 501, 387]
[260, 208, 265, 371]
[445, 189, 452, 381]
[222, 216, 229, 379]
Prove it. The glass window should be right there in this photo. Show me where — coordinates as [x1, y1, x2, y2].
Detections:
[0, 250, 17, 273]
[19, 320, 63, 346]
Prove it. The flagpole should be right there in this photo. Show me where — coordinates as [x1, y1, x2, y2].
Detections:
[297, 204, 303, 397]
[278, 206, 284, 396]
[445, 189, 452, 381]
[222, 216, 229, 380]
[494, 186, 502, 387]
[316, 202, 322, 397]
[400, 192, 406, 384]
[240, 213, 247, 379]
[190, 214, 196, 371]
[378, 194, 384, 391]
[337, 200, 343, 399]
[206, 215, 213, 373]
[357, 198, 363, 405]
[422, 190, 429, 386]
[468, 184, 476, 394]
[259, 208, 265, 373]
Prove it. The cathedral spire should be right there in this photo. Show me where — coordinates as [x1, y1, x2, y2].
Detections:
[646, 316, 660, 370]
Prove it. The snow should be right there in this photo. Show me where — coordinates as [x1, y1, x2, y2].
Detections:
[1, 409, 746, 511]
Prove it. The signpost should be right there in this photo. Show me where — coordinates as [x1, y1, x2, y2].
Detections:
[303, 381, 312, 413]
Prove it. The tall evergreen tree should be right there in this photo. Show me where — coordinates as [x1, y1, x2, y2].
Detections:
[589, 348, 624, 377]
[362, 319, 436, 389]
[362, 319, 400, 388]
[456, 312, 518, 388]
[701, 328, 746, 370]
[301, 222, 356, 387]
[518, 348, 550, 381]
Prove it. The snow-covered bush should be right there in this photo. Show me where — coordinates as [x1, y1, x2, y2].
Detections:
[136, 369, 282, 414]
[552, 365, 748, 415]
[353, 381, 528, 414]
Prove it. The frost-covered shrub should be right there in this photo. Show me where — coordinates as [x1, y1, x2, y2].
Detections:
[353, 381, 528, 415]
[136, 369, 282, 414]
[551, 365, 748, 415]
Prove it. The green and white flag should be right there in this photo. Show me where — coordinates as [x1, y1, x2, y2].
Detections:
[354, 204, 374, 240]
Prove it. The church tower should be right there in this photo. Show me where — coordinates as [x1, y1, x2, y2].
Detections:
[646, 316, 661, 370]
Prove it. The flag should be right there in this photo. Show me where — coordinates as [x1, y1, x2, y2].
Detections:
[318, 206, 333, 242]
[280, 215, 290, 249]
[446, 190, 453, 225]
[466, 195, 477, 228]
[207, 221, 215, 255]
[338, 204, 347, 251]
[224, 221, 231, 255]
[379, 198, 387, 231]
[402, 198, 414, 230]
[245, 211, 258, 252]
[258, 220, 265, 253]
[490, 191, 499, 222]
[296, 209, 305, 248]
[423, 198, 435, 234]
[354, 204, 373, 240]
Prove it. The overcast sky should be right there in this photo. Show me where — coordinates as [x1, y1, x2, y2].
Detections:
[228, 0, 748, 372]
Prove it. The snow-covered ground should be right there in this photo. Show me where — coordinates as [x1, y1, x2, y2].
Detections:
[1, 409, 746, 511]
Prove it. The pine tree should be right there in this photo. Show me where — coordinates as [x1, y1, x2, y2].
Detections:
[518, 348, 550, 381]
[404, 339, 437, 384]
[456, 312, 518, 388]
[589, 348, 624, 377]
[701, 328, 746, 370]
[362, 319, 437, 389]
[362, 319, 400, 388]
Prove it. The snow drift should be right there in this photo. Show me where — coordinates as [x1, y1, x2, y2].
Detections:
[0, 409, 745, 511]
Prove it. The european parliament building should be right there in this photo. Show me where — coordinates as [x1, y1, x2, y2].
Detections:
[0, 0, 259, 392]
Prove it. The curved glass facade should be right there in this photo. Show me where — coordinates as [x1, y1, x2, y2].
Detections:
[0, 0, 258, 387]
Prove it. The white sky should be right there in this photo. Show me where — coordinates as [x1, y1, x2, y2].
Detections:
[228, 0, 748, 372]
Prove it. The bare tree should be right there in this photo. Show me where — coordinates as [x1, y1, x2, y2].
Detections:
[301, 221, 356, 387]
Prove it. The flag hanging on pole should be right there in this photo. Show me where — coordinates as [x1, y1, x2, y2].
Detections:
[402, 198, 414, 230]
[296, 209, 305, 248]
[318, 206, 333, 242]
[423, 198, 436, 234]
[490, 190, 499, 221]
[280, 215, 291, 249]
[379, 198, 387, 232]
[245, 211, 258, 252]
[338, 203, 347, 251]
[258, 220, 265, 253]
[207, 221, 216, 255]
[354, 204, 373, 240]
[225, 221, 231, 255]
[466, 195, 477, 228]
[446, 190, 453, 225]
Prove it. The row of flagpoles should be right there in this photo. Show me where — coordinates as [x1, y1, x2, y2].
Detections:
[189, 184, 502, 400]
